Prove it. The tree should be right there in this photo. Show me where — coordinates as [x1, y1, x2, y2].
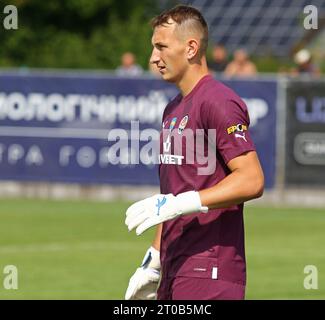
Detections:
[0, 0, 159, 70]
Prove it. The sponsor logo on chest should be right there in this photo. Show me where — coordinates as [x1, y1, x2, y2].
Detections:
[160, 115, 189, 165]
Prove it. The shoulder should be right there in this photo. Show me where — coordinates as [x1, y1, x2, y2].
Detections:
[198, 78, 250, 127]
[199, 77, 246, 112]
[246, 62, 257, 72]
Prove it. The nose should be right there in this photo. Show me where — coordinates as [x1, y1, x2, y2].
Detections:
[150, 47, 160, 65]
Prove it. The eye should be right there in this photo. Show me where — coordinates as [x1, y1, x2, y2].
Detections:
[156, 44, 167, 50]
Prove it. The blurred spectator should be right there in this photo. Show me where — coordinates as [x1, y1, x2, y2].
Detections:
[116, 52, 143, 77]
[224, 49, 257, 78]
[209, 44, 228, 73]
[291, 49, 321, 77]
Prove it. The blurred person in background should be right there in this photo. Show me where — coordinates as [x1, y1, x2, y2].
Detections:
[209, 44, 229, 74]
[116, 52, 143, 77]
[224, 49, 257, 78]
[291, 49, 321, 77]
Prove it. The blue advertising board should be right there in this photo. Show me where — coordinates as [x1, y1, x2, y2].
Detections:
[0, 71, 276, 188]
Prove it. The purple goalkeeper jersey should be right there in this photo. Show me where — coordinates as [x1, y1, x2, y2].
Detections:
[158, 75, 255, 286]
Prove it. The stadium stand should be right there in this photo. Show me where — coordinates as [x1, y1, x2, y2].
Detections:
[162, 0, 325, 57]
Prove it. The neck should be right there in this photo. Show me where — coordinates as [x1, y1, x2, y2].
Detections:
[176, 61, 210, 97]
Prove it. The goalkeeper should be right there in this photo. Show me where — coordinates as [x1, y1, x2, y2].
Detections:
[125, 5, 264, 300]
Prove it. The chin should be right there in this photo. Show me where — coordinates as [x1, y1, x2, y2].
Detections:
[161, 73, 177, 83]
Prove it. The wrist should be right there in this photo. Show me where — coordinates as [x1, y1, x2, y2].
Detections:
[176, 191, 208, 215]
[141, 246, 160, 270]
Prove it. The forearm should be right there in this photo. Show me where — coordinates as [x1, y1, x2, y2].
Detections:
[149, 170, 260, 251]
[199, 168, 264, 209]
[125, 153, 264, 235]
[151, 224, 162, 251]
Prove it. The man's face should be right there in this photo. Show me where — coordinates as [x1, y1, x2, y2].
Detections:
[150, 22, 188, 83]
[213, 46, 226, 62]
[234, 50, 248, 64]
[122, 53, 135, 68]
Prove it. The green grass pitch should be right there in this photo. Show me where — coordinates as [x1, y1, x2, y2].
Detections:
[0, 198, 324, 299]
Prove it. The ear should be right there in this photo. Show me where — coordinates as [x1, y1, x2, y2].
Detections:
[187, 39, 199, 59]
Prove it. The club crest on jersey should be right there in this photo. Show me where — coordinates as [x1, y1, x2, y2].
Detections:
[178, 115, 189, 134]
[169, 117, 177, 131]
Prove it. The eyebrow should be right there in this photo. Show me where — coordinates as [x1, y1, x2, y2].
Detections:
[153, 41, 167, 47]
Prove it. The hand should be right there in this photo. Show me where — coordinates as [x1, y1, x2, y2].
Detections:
[125, 191, 208, 235]
[125, 247, 160, 300]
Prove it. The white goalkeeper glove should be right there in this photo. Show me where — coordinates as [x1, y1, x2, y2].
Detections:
[125, 191, 208, 235]
[125, 246, 161, 300]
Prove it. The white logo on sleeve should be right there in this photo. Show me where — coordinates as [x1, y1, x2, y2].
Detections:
[235, 132, 247, 142]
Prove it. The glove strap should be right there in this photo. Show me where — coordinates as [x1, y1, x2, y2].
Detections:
[141, 246, 160, 270]
[175, 191, 208, 214]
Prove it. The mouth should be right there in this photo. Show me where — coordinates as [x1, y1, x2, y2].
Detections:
[158, 66, 166, 73]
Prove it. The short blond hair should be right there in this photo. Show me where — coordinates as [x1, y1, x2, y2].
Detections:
[151, 5, 209, 57]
